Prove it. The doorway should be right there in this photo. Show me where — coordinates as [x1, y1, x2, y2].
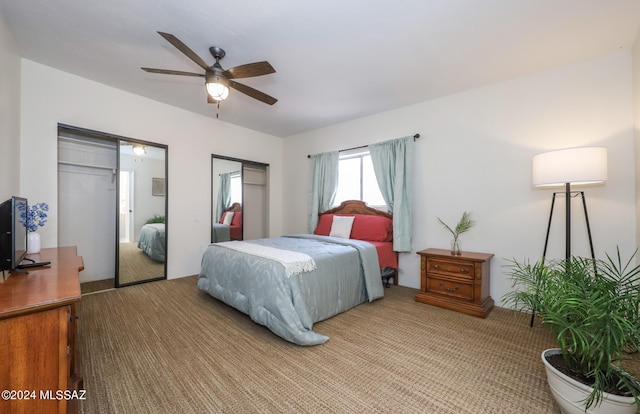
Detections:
[119, 170, 134, 243]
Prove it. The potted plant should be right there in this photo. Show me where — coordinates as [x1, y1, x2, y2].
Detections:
[145, 214, 165, 224]
[503, 249, 640, 413]
[437, 211, 474, 255]
[19, 201, 48, 254]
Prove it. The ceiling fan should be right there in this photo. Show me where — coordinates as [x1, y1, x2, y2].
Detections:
[142, 32, 277, 105]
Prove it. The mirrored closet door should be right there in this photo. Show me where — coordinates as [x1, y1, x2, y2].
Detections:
[59, 125, 168, 292]
[211, 155, 268, 242]
[117, 140, 168, 287]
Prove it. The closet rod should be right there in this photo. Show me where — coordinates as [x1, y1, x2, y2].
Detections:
[58, 135, 118, 149]
[58, 160, 116, 172]
[307, 133, 420, 158]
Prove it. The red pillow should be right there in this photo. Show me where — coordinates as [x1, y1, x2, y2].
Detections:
[314, 214, 334, 235]
[350, 215, 393, 242]
[231, 211, 242, 226]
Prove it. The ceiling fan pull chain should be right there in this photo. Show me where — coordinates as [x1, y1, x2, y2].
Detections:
[216, 101, 220, 119]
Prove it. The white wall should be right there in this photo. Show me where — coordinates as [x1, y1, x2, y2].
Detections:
[633, 31, 640, 251]
[120, 153, 166, 241]
[0, 10, 21, 200]
[283, 51, 636, 306]
[19, 59, 283, 279]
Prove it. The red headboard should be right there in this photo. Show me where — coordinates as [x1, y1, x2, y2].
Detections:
[320, 200, 392, 219]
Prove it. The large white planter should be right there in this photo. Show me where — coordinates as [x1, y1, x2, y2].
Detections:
[541, 348, 637, 414]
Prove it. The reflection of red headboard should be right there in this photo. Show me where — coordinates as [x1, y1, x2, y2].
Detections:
[320, 200, 392, 219]
[225, 202, 242, 213]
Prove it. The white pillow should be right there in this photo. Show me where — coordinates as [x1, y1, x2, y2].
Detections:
[222, 212, 234, 225]
[329, 216, 355, 239]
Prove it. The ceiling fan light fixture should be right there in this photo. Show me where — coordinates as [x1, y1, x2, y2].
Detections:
[206, 74, 230, 101]
[133, 144, 146, 155]
[143, 33, 276, 105]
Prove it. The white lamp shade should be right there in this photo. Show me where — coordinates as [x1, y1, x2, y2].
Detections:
[532, 147, 607, 187]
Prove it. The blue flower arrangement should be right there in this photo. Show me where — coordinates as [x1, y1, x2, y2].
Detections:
[19, 202, 49, 232]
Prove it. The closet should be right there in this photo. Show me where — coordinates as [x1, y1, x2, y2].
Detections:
[58, 129, 117, 283]
[57, 124, 168, 288]
[242, 164, 268, 240]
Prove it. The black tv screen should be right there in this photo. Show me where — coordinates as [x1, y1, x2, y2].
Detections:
[0, 196, 28, 271]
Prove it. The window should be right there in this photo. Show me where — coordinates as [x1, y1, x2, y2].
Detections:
[230, 173, 242, 205]
[334, 150, 386, 208]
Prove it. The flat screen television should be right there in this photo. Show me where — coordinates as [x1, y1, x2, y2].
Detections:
[0, 196, 28, 272]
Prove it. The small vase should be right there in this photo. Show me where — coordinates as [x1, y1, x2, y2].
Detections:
[27, 232, 41, 254]
[451, 239, 461, 256]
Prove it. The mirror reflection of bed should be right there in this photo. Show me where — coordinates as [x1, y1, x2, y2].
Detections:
[118, 219, 166, 285]
[117, 140, 168, 287]
[212, 202, 242, 242]
[118, 217, 166, 284]
[118, 243, 164, 284]
[211, 154, 269, 243]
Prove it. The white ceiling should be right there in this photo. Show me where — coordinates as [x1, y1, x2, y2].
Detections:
[1, 0, 639, 138]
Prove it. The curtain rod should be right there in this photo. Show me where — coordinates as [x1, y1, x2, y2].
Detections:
[307, 134, 420, 158]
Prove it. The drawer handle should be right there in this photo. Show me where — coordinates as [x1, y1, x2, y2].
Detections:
[434, 264, 439, 268]
[439, 282, 459, 292]
[460, 267, 469, 273]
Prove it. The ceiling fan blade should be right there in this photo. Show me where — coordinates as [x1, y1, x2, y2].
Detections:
[141, 67, 204, 77]
[157, 31, 210, 71]
[223, 61, 275, 79]
[229, 80, 277, 105]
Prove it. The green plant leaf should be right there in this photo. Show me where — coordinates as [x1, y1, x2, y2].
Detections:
[502, 250, 640, 409]
[437, 211, 475, 241]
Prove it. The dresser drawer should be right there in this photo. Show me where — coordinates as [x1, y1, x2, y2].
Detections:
[426, 276, 474, 301]
[427, 258, 474, 280]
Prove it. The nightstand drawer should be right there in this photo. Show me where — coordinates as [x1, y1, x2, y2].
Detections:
[426, 276, 474, 301]
[428, 258, 474, 279]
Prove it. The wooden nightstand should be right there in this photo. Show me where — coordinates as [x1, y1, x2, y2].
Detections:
[415, 248, 494, 318]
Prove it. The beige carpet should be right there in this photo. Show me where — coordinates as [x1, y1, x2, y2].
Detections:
[118, 242, 165, 284]
[80, 278, 115, 294]
[79, 241, 165, 294]
[76, 276, 573, 413]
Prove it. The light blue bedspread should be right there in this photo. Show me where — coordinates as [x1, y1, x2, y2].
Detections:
[211, 223, 230, 243]
[137, 223, 166, 262]
[197, 234, 383, 345]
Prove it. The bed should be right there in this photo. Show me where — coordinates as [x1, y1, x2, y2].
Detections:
[137, 223, 166, 262]
[198, 200, 398, 345]
[211, 202, 243, 242]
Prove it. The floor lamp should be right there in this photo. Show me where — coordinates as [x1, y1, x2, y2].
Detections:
[529, 146, 607, 326]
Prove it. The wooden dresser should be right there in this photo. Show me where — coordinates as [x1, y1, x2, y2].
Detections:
[0, 246, 84, 414]
[415, 248, 494, 318]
